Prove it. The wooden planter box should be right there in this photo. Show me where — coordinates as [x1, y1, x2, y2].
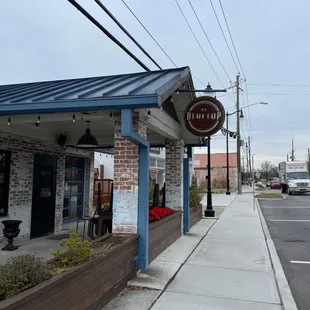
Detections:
[0, 235, 138, 310]
[148, 211, 181, 264]
[190, 205, 202, 228]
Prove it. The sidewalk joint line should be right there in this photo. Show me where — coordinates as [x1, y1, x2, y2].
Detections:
[184, 262, 273, 274]
[147, 218, 219, 310]
[165, 289, 282, 306]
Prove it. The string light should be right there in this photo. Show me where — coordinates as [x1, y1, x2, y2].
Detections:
[72, 113, 76, 123]
[7, 116, 11, 126]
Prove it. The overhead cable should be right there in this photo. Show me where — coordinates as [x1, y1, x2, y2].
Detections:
[94, 0, 162, 70]
[122, 0, 207, 88]
[209, 0, 239, 72]
[67, 0, 151, 71]
[188, 0, 231, 82]
[174, 0, 225, 89]
[218, 0, 246, 79]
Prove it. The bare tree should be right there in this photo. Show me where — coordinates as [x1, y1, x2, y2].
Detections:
[259, 161, 278, 181]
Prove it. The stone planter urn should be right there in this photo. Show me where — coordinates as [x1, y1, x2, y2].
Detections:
[2, 220, 22, 251]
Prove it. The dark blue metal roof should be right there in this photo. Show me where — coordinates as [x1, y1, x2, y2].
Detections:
[0, 67, 191, 115]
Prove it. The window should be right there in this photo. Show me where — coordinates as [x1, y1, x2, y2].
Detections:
[157, 158, 165, 168]
[0, 151, 10, 217]
[63, 156, 85, 222]
[149, 158, 156, 168]
[150, 148, 161, 154]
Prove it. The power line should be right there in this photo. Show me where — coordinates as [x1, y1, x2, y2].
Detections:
[121, 0, 207, 88]
[218, 0, 246, 79]
[67, 0, 150, 71]
[188, 0, 231, 82]
[121, 0, 176, 68]
[209, 0, 239, 72]
[242, 92, 310, 96]
[174, 0, 225, 89]
[247, 83, 310, 87]
[95, 0, 162, 70]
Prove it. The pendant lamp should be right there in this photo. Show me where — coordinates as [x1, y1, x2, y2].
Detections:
[77, 121, 98, 148]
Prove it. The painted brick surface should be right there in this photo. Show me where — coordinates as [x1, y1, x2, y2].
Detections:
[0, 133, 66, 240]
[165, 140, 184, 211]
[112, 110, 147, 234]
[84, 153, 95, 217]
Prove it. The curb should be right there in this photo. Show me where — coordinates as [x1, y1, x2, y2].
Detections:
[256, 199, 298, 310]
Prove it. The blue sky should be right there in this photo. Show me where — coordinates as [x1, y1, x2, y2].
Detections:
[1, 0, 310, 168]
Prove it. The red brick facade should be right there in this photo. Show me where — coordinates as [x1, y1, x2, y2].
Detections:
[112, 110, 148, 233]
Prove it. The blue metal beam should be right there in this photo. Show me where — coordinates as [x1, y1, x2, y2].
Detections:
[121, 109, 149, 270]
[0, 95, 159, 116]
[183, 147, 192, 233]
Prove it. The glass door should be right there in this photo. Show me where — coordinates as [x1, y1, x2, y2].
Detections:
[63, 156, 85, 222]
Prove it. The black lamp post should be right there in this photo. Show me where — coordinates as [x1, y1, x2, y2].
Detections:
[204, 136, 214, 217]
[178, 83, 227, 218]
[224, 109, 243, 195]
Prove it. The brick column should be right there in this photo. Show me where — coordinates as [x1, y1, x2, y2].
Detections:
[165, 140, 184, 211]
[113, 110, 147, 234]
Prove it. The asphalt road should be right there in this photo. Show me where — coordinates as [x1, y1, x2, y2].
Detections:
[260, 192, 310, 310]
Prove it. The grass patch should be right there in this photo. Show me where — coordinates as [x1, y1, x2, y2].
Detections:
[256, 193, 284, 199]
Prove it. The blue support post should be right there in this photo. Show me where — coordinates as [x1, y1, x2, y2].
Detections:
[183, 146, 192, 233]
[120, 109, 149, 270]
[137, 145, 149, 269]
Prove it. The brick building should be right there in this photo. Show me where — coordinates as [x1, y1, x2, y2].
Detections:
[194, 153, 238, 191]
[0, 67, 209, 269]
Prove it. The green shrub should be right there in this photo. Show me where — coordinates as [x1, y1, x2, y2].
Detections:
[149, 187, 154, 201]
[50, 227, 94, 268]
[0, 255, 52, 301]
[189, 187, 203, 207]
[256, 183, 265, 190]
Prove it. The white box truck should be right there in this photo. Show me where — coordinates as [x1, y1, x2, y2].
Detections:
[279, 161, 310, 195]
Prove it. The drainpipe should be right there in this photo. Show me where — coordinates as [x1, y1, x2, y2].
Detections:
[121, 109, 149, 270]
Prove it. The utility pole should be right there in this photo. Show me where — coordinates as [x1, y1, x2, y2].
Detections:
[291, 139, 295, 161]
[245, 142, 249, 184]
[287, 154, 289, 161]
[248, 136, 252, 186]
[236, 74, 242, 194]
[308, 148, 310, 173]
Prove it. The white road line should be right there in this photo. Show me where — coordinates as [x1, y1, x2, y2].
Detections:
[264, 207, 310, 209]
[269, 219, 310, 222]
[291, 260, 310, 264]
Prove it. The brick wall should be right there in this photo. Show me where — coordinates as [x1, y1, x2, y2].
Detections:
[0, 132, 93, 240]
[112, 110, 147, 234]
[84, 153, 94, 217]
[195, 167, 237, 190]
[165, 140, 184, 211]
[0, 133, 66, 240]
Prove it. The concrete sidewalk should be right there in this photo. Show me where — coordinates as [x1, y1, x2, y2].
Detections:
[103, 191, 296, 310]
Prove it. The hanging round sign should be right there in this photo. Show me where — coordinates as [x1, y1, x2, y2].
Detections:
[184, 96, 225, 137]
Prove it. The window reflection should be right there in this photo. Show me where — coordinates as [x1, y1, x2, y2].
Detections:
[63, 156, 85, 222]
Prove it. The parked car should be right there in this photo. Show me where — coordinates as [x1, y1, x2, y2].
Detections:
[270, 180, 281, 189]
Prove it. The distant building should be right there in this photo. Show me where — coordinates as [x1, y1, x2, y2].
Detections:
[94, 147, 166, 188]
[194, 153, 238, 191]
